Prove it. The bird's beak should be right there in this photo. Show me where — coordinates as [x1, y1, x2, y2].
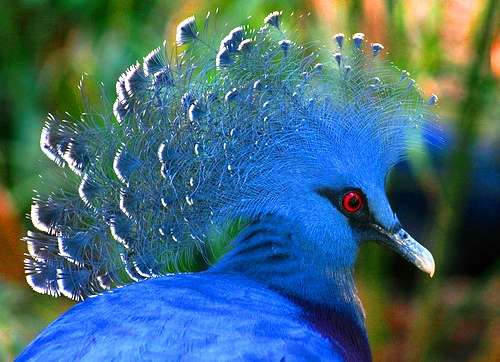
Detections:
[371, 224, 435, 277]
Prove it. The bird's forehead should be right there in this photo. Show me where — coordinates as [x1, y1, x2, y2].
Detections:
[301, 109, 409, 178]
[303, 134, 394, 185]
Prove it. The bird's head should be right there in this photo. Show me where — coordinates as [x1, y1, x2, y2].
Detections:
[226, 97, 435, 281]
[202, 23, 440, 310]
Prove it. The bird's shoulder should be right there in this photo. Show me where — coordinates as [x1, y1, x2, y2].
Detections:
[18, 273, 344, 361]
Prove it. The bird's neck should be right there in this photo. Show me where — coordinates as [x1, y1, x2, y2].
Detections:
[209, 217, 367, 341]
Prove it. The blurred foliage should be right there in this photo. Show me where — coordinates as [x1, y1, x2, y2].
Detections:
[0, 0, 498, 361]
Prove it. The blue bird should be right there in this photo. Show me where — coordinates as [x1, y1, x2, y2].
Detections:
[19, 11, 437, 361]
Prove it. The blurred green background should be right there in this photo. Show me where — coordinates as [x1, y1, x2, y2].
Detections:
[0, 0, 498, 361]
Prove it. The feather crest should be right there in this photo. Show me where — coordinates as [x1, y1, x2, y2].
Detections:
[25, 11, 438, 300]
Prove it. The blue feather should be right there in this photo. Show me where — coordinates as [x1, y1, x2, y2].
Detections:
[18, 274, 348, 361]
[21, 10, 439, 360]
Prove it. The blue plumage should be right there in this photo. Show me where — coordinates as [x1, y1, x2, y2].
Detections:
[19, 274, 346, 361]
[20, 11, 438, 361]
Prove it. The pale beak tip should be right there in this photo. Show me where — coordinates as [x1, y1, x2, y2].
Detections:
[422, 252, 435, 278]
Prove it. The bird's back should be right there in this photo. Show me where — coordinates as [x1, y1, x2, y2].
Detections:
[17, 273, 346, 361]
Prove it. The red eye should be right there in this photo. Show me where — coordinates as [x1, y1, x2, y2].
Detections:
[342, 191, 364, 213]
